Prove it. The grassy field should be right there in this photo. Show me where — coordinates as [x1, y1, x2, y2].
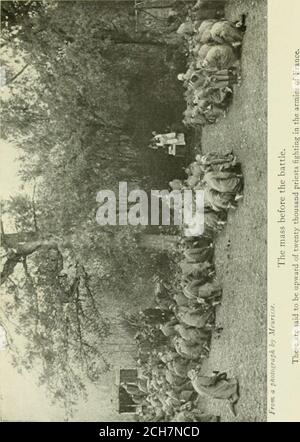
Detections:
[196, 0, 268, 422]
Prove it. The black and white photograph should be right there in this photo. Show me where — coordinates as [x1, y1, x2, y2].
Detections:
[0, 0, 284, 423]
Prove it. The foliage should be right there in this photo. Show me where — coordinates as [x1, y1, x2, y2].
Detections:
[0, 0, 187, 415]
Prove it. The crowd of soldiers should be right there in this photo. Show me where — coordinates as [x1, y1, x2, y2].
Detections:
[177, 17, 245, 126]
[121, 152, 243, 421]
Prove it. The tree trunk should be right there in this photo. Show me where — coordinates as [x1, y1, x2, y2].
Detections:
[113, 37, 165, 46]
[1, 232, 70, 285]
[138, 233, 179, 251]
[136, 0, 195, 9]
[109, 29, 180, 47]
[2, 231, 39, 249]
[114, 35, 181, 47]
[193, 0, 226, 19]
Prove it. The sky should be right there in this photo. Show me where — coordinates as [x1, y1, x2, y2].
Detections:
[0, 140, 21, 200]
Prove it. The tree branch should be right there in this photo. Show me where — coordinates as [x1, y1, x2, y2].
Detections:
[22, 258, 40, 332]
[1, 238, 64, 286]
[6, 64, 29, 86]
[138, 8, 169, 22]
[0, 252, 22, 286]
[74, 287, 89, 371]
[0, 217, 8, 250]
[80, 265, 105, 321]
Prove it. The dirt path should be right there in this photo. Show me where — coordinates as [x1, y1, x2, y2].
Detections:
[197, 0, 267, 422]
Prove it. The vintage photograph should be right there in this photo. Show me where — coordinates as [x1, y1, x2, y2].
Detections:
[0, 0, 267, 422]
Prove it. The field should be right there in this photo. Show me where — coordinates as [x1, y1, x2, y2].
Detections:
[196, 0, 268, 422]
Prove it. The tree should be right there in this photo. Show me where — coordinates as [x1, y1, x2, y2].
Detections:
[138, 233, 179, 251]
[1, 217, 111, 415]
[0, 0, 187, 415]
